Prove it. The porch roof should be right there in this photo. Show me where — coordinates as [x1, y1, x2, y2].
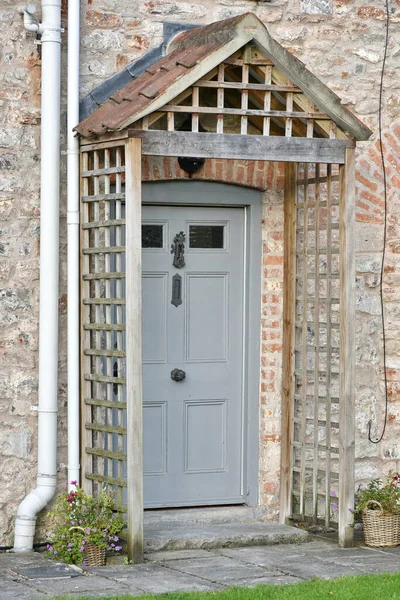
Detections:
[75, 13, 372, 142]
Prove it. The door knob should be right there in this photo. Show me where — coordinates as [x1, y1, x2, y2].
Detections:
[171, 368, 186, 382]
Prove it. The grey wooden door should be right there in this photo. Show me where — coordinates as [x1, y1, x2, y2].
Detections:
[142, 200, 245, 507]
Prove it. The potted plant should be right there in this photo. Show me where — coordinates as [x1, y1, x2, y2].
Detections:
[354, 473, 400, 548]
[46, 481, 124, 566]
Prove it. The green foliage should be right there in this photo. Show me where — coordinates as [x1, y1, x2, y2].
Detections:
[46, 482, 124, 566]
[354, 472, 400, 515]
[52, 572, 400, 600]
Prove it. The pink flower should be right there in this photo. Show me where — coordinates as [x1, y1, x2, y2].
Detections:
[70, 480, 78, 485]
[115, 546, 122, 551]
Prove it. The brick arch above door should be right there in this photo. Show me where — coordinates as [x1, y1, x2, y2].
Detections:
[142, 156, 285, 192]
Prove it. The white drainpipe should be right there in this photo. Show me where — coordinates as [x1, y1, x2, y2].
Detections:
[67, 0, 81, 492]
[14, 0, 62, 552]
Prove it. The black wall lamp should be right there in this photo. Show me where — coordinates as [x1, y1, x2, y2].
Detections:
[177, 115, 206, 178]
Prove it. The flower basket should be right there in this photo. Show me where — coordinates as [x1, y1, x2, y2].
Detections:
[83, 543, 106, 567]
[46, 482, 124, 567]
[362, 500, 400, 548]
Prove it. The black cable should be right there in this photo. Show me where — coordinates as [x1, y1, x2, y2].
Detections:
[368, 0, 390, 443]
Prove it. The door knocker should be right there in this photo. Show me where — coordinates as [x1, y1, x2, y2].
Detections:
[171, 231, 185, 268]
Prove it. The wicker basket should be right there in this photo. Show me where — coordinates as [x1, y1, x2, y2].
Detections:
[83, 543, 106, 567]
[362, 500, 400, 548]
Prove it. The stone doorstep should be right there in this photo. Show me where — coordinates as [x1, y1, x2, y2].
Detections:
[143, 521, 309, 553]
[143, 505, 271, 526]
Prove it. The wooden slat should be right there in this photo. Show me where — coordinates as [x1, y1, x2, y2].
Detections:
[299, 163, 309, 519]
[296, 223, 339, 232]
[86, 447, 127, 461]
[196, 80, 302, 92]
[86, 423, 126, 435]
[325, 163, 333, 528]
[128, 131, 354, 164]
[80, 150, 92, 494]
[296, 321, 339, 329]
[295, 394, 340, 404]
[280, 162, 297, 524]
[263, 65, 272, 136]
[285, 92, 293, 138]
[192, 86, 199, 133]
[338, 148, 355, 548]
[85, 472, 127, 487]
[297, 175, 340, 185]
[82, 218, 125, 229]
[294, 417, 339, 429]
[241, 64, 249, 135]
[81, 166, 125, 177]
[161, 104, 331, 120]
[125, 137, 144, 563]
[81, 193, 126, 203]
[312, 164, 320, 524]
[84, 323, 125, 331]
[85, 398, 127, 409]
[85, 373, 126, 384]
[84, 349, 126, 358]
[82, 246, 125, 255]
[217, 64, 224, 134]
[83, 298, 126, 305]
[80, 135, 128, 149]
[295, 297, 340, 304]
[82, 272, 125, 280]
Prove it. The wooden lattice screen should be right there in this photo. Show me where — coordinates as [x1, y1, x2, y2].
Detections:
[142, 45, 347, 141]
[291, 162, 341, 526]
[80, 144, 128, 515]
[282, 158, 355, 543]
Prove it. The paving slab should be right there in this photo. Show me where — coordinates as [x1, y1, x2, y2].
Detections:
[144, 549, 213, 562]
[0, 578, 47, 600]
[164, 554, 279, 583]
[88, 562, 224, 594]
[1, 536, 400, 599]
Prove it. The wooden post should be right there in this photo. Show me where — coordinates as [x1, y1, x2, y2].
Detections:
[280, 162, 297, 524]
[125, 138, 144, 562]
[338, 148, 356, 548]
[80, 149, 93, 495]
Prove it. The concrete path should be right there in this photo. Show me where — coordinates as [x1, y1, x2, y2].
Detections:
[1, 537, 400, 599]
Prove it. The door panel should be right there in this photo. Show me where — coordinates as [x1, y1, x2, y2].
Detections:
[185, 273, 228, 362]
[142, 199, 245, 507]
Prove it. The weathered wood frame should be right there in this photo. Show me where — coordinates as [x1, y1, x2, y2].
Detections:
[79, 118, 356, 561]
[278, 152, 355, 548]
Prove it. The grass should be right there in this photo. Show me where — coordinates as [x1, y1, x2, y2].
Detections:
[53, 572, 400, 600]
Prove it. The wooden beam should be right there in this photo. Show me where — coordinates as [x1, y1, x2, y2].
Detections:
[127, 131, 355, 164]
[125, 137, 144, 563]
[161, 104, 331, 120]
[80, 132, 129, 148]
[280, 162, 297, 524]
[338, 148, 356, 548]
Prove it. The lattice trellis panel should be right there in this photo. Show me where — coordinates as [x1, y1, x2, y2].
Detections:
[144, 44, 347, 140]
[291, 162, 342, 527]
[80, 144, 127, 514]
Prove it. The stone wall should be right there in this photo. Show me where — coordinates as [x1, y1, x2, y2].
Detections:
[0, 0, 399, 543]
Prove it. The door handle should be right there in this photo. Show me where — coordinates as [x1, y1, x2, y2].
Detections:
[171, 368, 186, 382]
